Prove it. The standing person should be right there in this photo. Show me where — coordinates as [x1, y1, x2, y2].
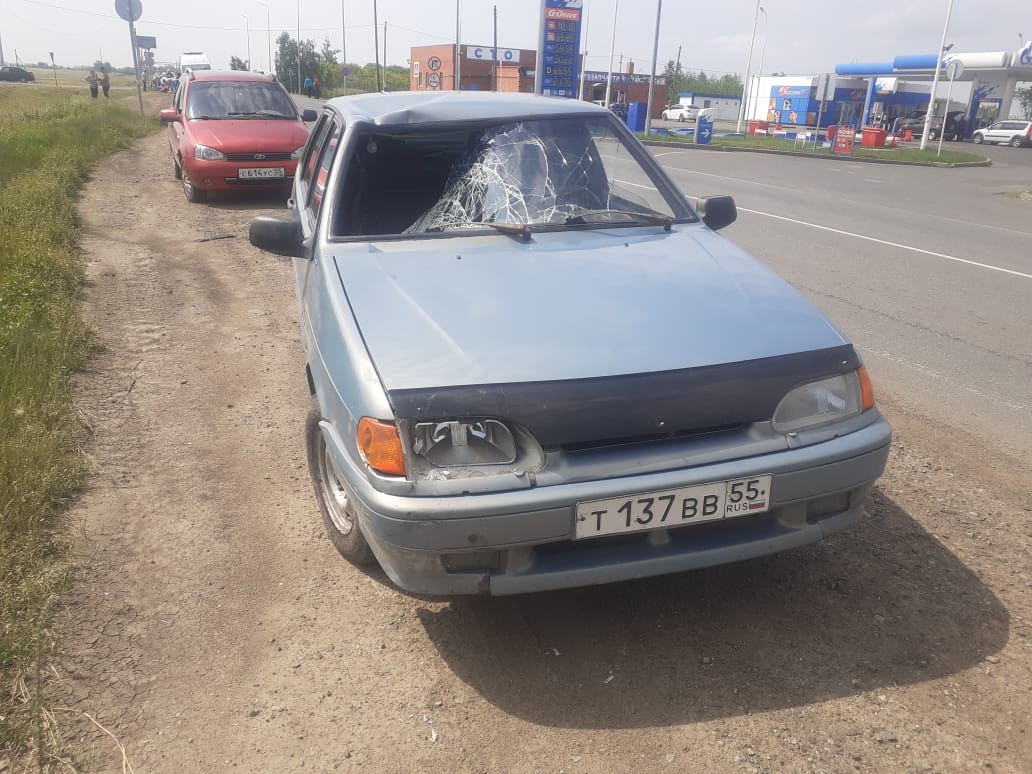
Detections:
[313, 76, 320, 99]
[99, 67, 110, 99]
[85, 70, 99, 99]
[304, 75, 313, 98]
[953, 114, 966, 141]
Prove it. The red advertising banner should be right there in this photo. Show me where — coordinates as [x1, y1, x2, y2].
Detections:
[833, 126, 856, 156]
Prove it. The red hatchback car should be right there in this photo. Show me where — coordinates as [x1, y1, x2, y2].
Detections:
[160, 70, 317, 202]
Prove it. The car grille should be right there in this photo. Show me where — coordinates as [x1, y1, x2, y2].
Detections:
[224, 152, 293, 161]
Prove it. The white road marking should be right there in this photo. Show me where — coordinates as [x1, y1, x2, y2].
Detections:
[737, 207, 1032, 280]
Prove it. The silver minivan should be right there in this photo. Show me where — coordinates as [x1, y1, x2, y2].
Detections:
[972, 120, 1032, 147]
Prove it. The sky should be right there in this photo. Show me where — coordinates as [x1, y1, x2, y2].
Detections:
[2, 0, 1028, 79]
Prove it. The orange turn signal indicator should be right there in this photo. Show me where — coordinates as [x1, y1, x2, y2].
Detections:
[357, 417, 406, 476]
[857, 365, 876, 412]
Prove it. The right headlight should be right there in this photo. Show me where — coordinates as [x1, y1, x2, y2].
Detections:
[194, 144, 225, 161]
[772, 367, 875, 433]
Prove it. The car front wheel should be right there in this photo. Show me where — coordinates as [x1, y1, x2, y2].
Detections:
[305, 405, 376, 566]
[972, 134, 983, 144]
[181, 167, 206, 202]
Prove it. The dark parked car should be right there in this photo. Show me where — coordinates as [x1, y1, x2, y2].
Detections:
[899, 110, 965, 140]
[0, 66, 35, 83]
[249, 92, 892, 596]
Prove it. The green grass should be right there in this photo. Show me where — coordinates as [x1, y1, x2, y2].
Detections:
[639, 129, 986, 165]
[0, 84, 156, 768]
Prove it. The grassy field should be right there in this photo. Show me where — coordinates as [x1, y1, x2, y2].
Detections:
[0, 83, 155, 768]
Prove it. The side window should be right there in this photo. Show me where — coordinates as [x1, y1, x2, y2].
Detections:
[307, 119, 343, 221]
[298, 115, 334, 194]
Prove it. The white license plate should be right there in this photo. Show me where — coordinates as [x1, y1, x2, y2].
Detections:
[238, 167, 285, 179]
[575, 475, 773, 540]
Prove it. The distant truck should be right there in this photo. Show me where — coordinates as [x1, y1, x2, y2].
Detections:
[178, 52, 211, 72]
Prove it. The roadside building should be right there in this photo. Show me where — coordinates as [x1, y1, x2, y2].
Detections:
[409, 44, 669, 116]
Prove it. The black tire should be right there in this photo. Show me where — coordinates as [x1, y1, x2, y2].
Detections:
[305, 405, 376, 566]
[928, 129, 938, 141]
[1010, 136, 1024, 148]
[678, 114, 685, 122]
[181, 168, 206, 202]
[972, 134, 983, 145]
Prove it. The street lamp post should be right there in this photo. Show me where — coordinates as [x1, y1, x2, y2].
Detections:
[296, 0, 302, 93]
[753, 6, 767, 127]
[257, 2, 272, 73]
[735, 0, 762, 134]
[644, 0, 663, 135]
[242, 14, 251, 70]
[604, 0, 619, 107]
[919, 0, 955, 151]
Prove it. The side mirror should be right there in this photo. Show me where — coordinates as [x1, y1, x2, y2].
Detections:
[159, 108, 179, 123]
[695, 195, 737, 231]
[301, 108, 318, 122]
[249, 214, 305, 258]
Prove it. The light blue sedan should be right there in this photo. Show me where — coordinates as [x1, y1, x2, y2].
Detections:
[249, 91, 891, 596]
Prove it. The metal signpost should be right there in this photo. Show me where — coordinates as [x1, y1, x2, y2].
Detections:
[114, 0, 144, 114]
[534, 0, 584, 97]
[937, 57, 963, 157]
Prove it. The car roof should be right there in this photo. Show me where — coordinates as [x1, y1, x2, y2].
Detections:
[188, 70, 278, 84]
[323, 90, 610, 127]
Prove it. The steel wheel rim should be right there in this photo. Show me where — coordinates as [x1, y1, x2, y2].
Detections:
[320, 445, 355, 536]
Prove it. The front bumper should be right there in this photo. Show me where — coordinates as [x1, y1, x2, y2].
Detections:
[328, 417, 892, 595]
[183, 158, 297, 191]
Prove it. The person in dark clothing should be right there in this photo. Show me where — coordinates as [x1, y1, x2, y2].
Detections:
[100, 67, 110, 99]
[953, 114, 966, 141]
[85, 70, 99, 99]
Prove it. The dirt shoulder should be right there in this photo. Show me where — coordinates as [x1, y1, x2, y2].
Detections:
[53, 127, 1032, 773]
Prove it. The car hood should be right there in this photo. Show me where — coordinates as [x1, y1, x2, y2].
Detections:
[333, 226, 849, 392]
[186, 119, 308, 151]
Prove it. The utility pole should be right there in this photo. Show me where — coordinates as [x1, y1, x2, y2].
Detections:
[0, 32, 5, 66]
[576, 0, 590, 100]
[604, 0, 619, 107]
[492, 5, 498, 91]
[296, 0, 302, 93]
[383, 21, 388, 91]
[373, 0, 381, 92]
[340, 0, 348, 94]
[674, 43, 681, 99]
[455, 0, 461, 90]
[645, 0, 662, 135]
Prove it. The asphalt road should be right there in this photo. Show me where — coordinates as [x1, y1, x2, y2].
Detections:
[651, 142, 1032, 463]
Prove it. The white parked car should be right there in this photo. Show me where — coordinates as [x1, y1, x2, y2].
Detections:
[661, 104, 700, 122]
[971, 120, 1032, 147]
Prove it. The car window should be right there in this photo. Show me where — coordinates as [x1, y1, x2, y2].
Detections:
[299, 115, 334, 190]
[185, 81, 297, 120]
[334, 116, 691, 238]
[306, 120, 343, 219]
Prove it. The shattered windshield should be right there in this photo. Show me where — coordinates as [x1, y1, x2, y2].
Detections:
[406, 119, 677, 232]
[337, 116, 687, 238]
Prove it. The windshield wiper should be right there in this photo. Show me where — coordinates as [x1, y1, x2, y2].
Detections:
[428, 221, 533, 242]
[564, 209, 673, 231]
[228, 111, 290, 119]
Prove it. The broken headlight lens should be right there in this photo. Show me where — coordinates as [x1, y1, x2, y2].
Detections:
[411, 419, 517, 467]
